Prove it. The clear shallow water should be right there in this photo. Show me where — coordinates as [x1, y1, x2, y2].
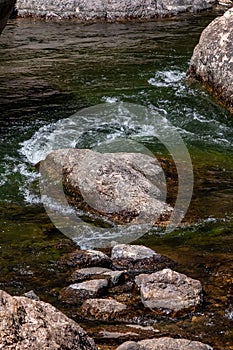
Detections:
[0, 11, 233, 349]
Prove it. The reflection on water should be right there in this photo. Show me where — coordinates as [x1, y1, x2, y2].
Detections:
[0, 10, 232, 349]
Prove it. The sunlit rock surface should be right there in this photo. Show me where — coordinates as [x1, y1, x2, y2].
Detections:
[135, 268, 203, 315]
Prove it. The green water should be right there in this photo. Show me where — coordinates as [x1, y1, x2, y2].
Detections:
[0, 10, 232, 349]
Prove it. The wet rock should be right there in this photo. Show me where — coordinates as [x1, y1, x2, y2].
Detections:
[135, 268, 202, 315]
[70, 266, 127, 286]
[23, 289, 40, 301]
[116, 337, 213, 350]
[16, 0, 215, 20]
[79, 298, 128, 322]
[187, 8, 233, 113]
[60, 279, 108, 304]
[111, 244, 173, 274]
[0, 289, 96, 349]
[61, 248, 112, 268]
[40, 148, 172, 226]
[0, 0, 16, 34]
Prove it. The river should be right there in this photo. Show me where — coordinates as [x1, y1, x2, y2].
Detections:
[0, 9, 232, 349]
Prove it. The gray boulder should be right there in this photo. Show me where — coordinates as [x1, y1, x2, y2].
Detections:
[16, 0, 215, 20]
[60, 279, 108, 304]
[187, 8, 233, 113]
[61, 248, 112, 268]
[0, 0, 16, 34]
[0, 289, 96, 349]
[111, 244, 174, 274]
[116, 337, 213, 350]
[135, 268, 202, 315]
[40, 148, 172, 226]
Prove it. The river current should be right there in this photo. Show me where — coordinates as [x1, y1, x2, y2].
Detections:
[0, 9, 232, 349]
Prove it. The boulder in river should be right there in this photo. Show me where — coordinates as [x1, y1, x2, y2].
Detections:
[40, 148, 172, 226]
[16, 0, 215, 20]
[0, 289, 96, 349]
[116, 337, 213, 350]
[187, 8, 233, 113]
[135, 268, 202, 315]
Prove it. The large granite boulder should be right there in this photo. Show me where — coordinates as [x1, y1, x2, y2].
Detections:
[0, 289, 96, 349]
[116, 337, 213, 350]
[187, 8, 233, 113]
[16, 0, 215, 20]
[40, 148, 172, 226]
[0, 0, 16, 34]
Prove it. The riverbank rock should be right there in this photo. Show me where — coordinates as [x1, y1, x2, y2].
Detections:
[0, 0, 16, 34]
[0, 289, 96, 349]
[111, 244, 174, 274]
[40, 148, 172, 226]
[135, 268, 202, 315]
[116, 337, 213, 350]
[187, 8, 233, 113]
[16, 0, 215, 21]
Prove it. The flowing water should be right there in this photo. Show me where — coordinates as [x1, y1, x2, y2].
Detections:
[0, 9, 233, 349]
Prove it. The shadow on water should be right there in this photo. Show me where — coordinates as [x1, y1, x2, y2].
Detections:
[0, 9, 232, 349]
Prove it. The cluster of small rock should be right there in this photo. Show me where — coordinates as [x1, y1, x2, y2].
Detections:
[59, 243, 212, 349]
[60, 244, 202, 320]
[0, 243, 213, 349]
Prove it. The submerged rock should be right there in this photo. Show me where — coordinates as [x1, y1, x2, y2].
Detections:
[135, 268, 202, 315]
[0, 289, 96, 349]
[187, 8, 233, 113]
[111, 244, 174, 274]
[116, 337, 213, 350]
[40, 148, 172, 227]
[16, 0, 215, 20]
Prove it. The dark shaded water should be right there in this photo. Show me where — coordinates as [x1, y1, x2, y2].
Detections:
[0, 10, 232, 349]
